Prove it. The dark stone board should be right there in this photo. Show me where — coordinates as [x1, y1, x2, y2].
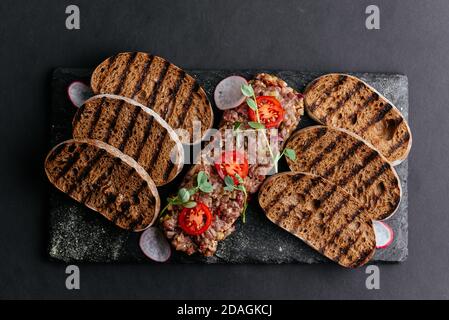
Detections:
[48, 68, 408, 264]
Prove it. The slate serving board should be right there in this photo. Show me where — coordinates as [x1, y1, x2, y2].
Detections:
[48, 68, 408, 264]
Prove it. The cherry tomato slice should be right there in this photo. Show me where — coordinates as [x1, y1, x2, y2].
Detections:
[248, 96, 285, 129]
[178, 202, 213, 236]
[214, 151, 248, 185]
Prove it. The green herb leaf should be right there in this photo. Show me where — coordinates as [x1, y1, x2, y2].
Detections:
[188, 188, 197, 196]
[233, 122, 242, 131]
[197, 171, 207, 186]
[234, 173, 244, 184]
[224, 175, 235, 187]
[183, 201, 197, 209]
[284, 148, 296, 161]
[224, 186, 234, 192]
[169, 198, 183, 205]
[178, 188, 190, 203]
[241, 84, 254, 97]
[236, 185, 246, 192]
[248, 121, 265, 130]
[246, 98, 258, 110]
[199, 182, 213, 193]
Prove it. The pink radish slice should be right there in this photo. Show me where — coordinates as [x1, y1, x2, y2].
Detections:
[214, 76, 248, 110]
[139, 227, 171, 262]
[373, 221, 394, 249]
[67, 81, 93, 108]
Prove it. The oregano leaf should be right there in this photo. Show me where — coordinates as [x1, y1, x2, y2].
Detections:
[248, 121, 265, 130]
[241, 84, 254, 97]
[199, 182, 213, 193]
[197, 171, 207, 186]
[224, 175, 235, 187]
[183, 201, 197, 209]
[284, 148, 297, 161]
[178, 188, 190, 203]
[246, 98, 258, 110]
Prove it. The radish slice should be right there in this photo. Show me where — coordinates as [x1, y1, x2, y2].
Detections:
[68, 81, 93, 108]
[214, 76, 248, 110]
[373, 221, 394, 249]
[139, 227, 171, 262]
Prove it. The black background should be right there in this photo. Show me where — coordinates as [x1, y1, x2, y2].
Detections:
[0, 0, 448, 299]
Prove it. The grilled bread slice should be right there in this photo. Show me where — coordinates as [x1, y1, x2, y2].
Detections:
[45, 139, 160, 231]
[259, 172, 376, 268]
[73, 95, 184, 186]
[285, 126, 401, 221]
[304, 73, 412, 165]
[90, 52, 213, 144]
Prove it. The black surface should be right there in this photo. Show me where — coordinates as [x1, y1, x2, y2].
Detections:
[49, 68, 409, 264]
[1, 0, 448, 299]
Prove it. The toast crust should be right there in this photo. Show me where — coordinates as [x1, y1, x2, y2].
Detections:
[90, 52, 214, 145]
[259, 172, 376, 268]
[304, 73, 412, 166]
[45, 138, 160, 231]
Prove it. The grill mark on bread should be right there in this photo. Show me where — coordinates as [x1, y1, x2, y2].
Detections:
[131, 54, 154, 98]
[345, 92, 379, 124]
[114, 52, 138, 95]
[145, 60, 170, 107]
[360, 103, 393, 132]
[128, 61, 170, 162]
[175, 82, 199, 131]
[335, 232, 363, 264]
[322, 207, 365, 253]
[87, 98, 106, 138]
[355, 163, 389, 197]
[266, 174, 305, 211]
[113, 180, 151, 229]
[322, 141, 364, 178]
[308, 134, 343, 170]
[47, 143, 66, 162]
[55, 143, 88, 181]
[387, 131, 411, 156]
[323, 82, 364, 122]
[299, 127, 327, 153]
[109, 168, 136, 224]
[104, 101, 125, 143]
[97, 54, 118, 91]
[66, 149, 106, 196]
[308, 75, 347, 112]
[337, 150, 379, 187]
[80, 158, 120, 204]
[349, 249, 373, 268]
[117, 107, 142, 151]
[146, 70, 185, 175]
[303, 185, 337, 224]
[317, 197, 351, 255]
[302, 177, 322, 195]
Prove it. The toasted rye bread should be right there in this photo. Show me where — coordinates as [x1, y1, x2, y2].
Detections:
[259, 172, 376, 268]
[304, 74, 412, 165]
[91, 52, 213, 144]
[45, 139, 160, 231]
[285, 126, 401, 221]
[73, 94, 184, 186]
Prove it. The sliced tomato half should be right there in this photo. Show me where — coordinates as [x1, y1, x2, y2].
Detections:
[178, 202, 213, 236]
[248, 96, 285, 129]
[214, 151, 248, 185]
